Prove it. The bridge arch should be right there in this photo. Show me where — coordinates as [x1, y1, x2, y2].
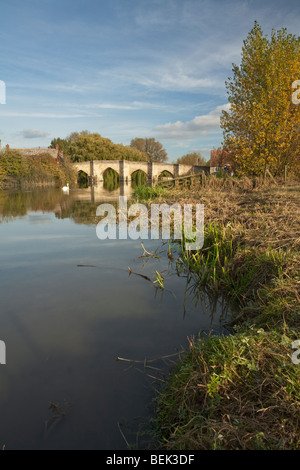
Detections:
[103, 167, 120, 190]
[77, 169, 89, 188]
[102, 166, 120, 178]
[158, 169, 174, 180]
[131, 169, 148, 187]
[93, 160, 120, 182]
[151, 163, 176, 183]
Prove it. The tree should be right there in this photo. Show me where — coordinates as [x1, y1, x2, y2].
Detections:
[49, 137, 72, 157]
[130, 137, 168, 162]
[177, 152, 209, 165]
[220, 22, 300, 176]
[50, 132, 147, 162]
[66, 130, 90, 142]
[49, 131, 92, 157]
[210, 147, 234, 168]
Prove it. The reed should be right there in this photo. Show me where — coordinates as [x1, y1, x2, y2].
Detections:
[132, 185, 169, 200]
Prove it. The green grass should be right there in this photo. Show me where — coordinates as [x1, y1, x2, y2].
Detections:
[133, 184, 170, 200]
[154, 328, 300, 450]
[176, 224, 298, 330]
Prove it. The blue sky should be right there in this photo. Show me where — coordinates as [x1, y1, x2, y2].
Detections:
[0, 0, 299, 162]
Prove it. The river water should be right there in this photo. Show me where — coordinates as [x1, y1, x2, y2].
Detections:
[0, 184, 230, 450]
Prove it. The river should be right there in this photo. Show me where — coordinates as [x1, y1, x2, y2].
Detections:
[0, 184, 230, 449]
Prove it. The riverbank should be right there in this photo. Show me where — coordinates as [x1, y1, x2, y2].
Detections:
[0, 149, 76, 189]
[134, 178, 300, 450]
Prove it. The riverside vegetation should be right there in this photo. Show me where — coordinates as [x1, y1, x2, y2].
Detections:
[133, 174, 300, 450]
[0, 149, 76, 189]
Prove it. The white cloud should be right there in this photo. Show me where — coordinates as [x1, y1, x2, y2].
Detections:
[134, 72, 222, 92]
[22, 129, 50, 139]
[0, 112, 88, 118]
[154, 103, 230, 138]
[80, 101, 169, 111]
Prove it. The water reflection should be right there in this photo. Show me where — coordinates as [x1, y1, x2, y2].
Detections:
[0, 183, 132, 224]
[0, 186, 231, 450]
[102, 168, 120, 191]
[76, 169, 148, 192]
[72, 181, 132, 203]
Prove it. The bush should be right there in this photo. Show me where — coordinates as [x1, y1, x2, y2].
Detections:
[0, 150, 76, 188]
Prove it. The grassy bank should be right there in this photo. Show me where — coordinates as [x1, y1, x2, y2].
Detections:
[0, 149, 76, 189]
[155, 328, 299, 450]
[134, 177, 300, 450]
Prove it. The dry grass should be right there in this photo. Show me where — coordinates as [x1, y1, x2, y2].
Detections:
[157, 180, 300, 326]
[161, 180, 300, 249]
[148, 177, 300, 450]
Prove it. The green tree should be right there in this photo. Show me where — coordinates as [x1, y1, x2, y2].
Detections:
[50, 132, 147, 162]
[220, 22, 300, 176]
[49, 137, 72, 157]
[177, 152, 208, 165]
[66, 130, 90, 142]
[130, 137, 168, 162]
[0, 149, 75, 187]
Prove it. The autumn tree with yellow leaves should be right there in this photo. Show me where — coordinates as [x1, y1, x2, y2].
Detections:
[220, 22, 300, 177]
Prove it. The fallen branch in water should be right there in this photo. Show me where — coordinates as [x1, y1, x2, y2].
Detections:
[139, 242, 165, 259]
[77, 264, 97, 267]
[117, 421, 130, 449]
[44, 401, 69, 440]
[128, 266, 152, 282]
[116, 350, 185, 366]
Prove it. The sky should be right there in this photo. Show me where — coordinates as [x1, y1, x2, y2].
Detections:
[0, 0, 299, 162]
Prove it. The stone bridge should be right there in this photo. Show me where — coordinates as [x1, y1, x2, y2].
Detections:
[72, 160, 209, 185]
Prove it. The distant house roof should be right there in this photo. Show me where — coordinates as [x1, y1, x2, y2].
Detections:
[5, 145, 63, 161]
